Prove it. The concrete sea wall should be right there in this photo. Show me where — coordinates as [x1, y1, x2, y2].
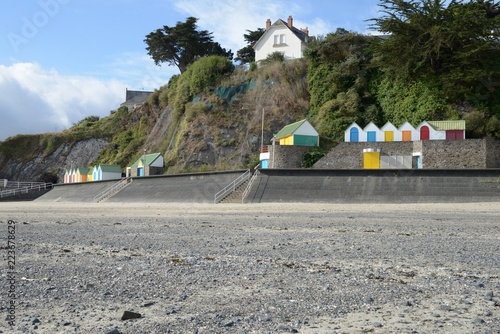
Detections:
[244, 169, 500, 203]
[34, 168, 500, 204]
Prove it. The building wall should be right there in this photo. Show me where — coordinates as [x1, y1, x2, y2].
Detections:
[130, 166, 164, 177]
[267, 145, 311, 168]
[315, 142, 413, 169]
[420, 139, 489, 169]
[486, 137, 500, 168]
[314, 139, 500, 169]
[255, 26, 303, 62]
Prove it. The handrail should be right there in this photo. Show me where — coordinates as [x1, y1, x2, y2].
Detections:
[94, 177, 132, 202]
[0, 183, 53, 198]
[214, 170, 251, 204]
[241, 169, 260, 203]
[5, 181, 47, 189]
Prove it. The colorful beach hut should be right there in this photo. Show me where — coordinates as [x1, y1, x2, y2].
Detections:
[130, 153, 164, 177]
[273, 119, 319, 146]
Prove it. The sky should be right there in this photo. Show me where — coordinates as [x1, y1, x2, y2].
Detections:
[0, 0, 381, 141]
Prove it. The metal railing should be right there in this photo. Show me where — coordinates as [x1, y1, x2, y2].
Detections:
[241, 169, 260, 203]
[94, 177, 132, 203]
[0, 182, 53, 198]
[214, 170, 252, 204]
[5, 181, 47, 189]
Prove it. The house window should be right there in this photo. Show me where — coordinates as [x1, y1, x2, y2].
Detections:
[274, 34, 286, 45]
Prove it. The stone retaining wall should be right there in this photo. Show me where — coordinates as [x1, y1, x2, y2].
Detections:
[314, 138, 500, 169]
[267, 145, 311, 168]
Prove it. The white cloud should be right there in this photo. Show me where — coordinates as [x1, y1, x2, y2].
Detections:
[0, 62, 125, 141]
[101, 52, 179, 91]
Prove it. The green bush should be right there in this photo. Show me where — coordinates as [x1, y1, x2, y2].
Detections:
[376, 77, 446, 126]
[147, 89, 161, 106]
[187, 55, 235, 95]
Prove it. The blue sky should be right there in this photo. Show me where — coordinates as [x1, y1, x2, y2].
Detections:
[0, 0, 381, 140]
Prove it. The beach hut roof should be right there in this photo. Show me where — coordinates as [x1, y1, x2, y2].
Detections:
[76, 167, 90, 174]
[131, 153, 163, 168]
[98, 165, 121, 173]
[427, 120, 465, 131]
[274, 119, 318, 140]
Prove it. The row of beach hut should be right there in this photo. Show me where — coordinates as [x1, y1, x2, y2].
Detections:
[64, 153, 165, 184]
[64, 165, 122, 183]
[345, 120, 466, 143]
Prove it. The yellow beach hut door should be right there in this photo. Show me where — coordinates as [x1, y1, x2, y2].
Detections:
[363, 149, 380, 169]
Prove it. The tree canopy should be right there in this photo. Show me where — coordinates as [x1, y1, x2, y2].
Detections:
[235, 28, 265, 64]
[144, 17, 233, 74]
[370, 0, 500, 102]
[304, 29, 381, 141]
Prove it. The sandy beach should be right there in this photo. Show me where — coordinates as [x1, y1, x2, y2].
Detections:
[1, 201, 499, 333]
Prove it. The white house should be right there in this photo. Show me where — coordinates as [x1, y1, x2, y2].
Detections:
[254, 16, 312, 63]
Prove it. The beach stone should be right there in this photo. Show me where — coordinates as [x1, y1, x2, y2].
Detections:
[485, 291, 494, 300]
[223, 320, 235, 327]
[438, 305, 453, 311]
[364, 296, 374, 304]
[277, 324, 298, 332]
[121, 311, 142, 321]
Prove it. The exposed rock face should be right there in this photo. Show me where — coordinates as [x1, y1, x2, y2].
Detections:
[0, 138, 108, 182]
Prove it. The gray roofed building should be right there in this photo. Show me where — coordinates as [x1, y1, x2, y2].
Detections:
[120, 89, 153, 111]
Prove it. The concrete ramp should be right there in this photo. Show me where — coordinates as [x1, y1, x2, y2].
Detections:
[107, 170, 245, 203]
[36, 180, 121, 202]
[245, 169, 500, 203]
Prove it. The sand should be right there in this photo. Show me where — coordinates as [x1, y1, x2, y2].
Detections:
[1, 201, 499, 333]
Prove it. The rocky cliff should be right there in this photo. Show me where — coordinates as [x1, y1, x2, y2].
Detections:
[0, 59, 311, 183]
[0, 138, 108, 183]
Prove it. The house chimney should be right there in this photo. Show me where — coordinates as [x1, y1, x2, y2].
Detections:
[300, 27, 309, 36]
[266, 18, 271, 30]
[288, 15, 293, 29]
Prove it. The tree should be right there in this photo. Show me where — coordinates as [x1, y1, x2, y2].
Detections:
[304, 29, 381, 140]
[370, 0, 500, 100]
[144, 17, 233, 74]
[235, 28, 265, 64]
